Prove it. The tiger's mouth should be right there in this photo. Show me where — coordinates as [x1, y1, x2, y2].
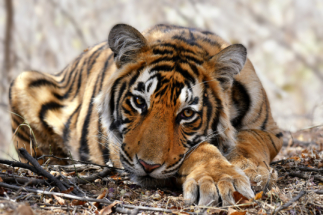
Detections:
[119, 153, 180, 187]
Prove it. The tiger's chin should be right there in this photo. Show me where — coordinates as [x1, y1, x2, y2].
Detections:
[130, 174, 177, 188]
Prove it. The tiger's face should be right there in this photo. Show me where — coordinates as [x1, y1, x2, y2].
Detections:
[97, 24, 247, 186]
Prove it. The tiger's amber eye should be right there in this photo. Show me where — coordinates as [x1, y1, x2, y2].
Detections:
[135, 96, 144, 105]
[182, 109, 194, 118]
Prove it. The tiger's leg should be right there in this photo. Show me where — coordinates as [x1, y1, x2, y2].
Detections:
[226, 129, 283, 190]
[9, 71, 68, 165]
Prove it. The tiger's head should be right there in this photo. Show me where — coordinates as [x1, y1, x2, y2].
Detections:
[96, 24, 247, 186]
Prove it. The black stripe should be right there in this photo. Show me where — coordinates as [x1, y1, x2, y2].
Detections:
[267, 133, 278, 153]
[79, 75, 100, 161]
[153, 49, 174, 55]
[12, 128, 30, 143]
[39, 102, 64, 130]
[58, 56, 81, 85]
[115, 82, 127, 120]
[63, 105, 81, 144]
[72, 67, 83, 100]
[150, 64, 173, 73]
[172, 35, 202, 48]
[175, 64, 196, 84]
[185, 55, 203, 65]
[99, 54, 113, 91]
[260, 99, 269, 130]
[230, 81, 251, 130]
[29, 79, 58, 88]
[275, 132, 283, 138]
[86, 45, 106, 76]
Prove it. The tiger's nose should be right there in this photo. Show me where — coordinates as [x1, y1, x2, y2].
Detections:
[138, 159, 161, 173]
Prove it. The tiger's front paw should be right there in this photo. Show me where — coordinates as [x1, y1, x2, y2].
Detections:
[177, 142, 255, 206]
[182, 165, 254, 206]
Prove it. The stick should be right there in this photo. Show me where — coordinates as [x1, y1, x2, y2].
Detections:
[72, 167, 113, 184]
[273, 190, 307, 214]
[288, 172, 323, 183]
[0, 159, 38, 173]
[49, 164, 102, 172]
[270, 159, 294, 165]
[0, 173, 46, 186]
[18, 148, 69, 193]
[298, 167, 323, 173]
[37, 155, 110, 168]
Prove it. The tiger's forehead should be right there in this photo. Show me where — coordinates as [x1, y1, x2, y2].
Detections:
[130, 67, 204, 109]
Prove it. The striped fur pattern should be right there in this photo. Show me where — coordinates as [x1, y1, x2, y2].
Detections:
[9, 24, 283, 206]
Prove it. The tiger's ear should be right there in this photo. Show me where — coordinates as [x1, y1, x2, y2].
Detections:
[211, 44, 247, 90]
[108, 24, 147, 68]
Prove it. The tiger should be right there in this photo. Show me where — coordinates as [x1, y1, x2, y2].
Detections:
[9, 24, 283, 206]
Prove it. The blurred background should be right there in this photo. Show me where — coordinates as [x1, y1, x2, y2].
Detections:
[0, 0, 322, 159]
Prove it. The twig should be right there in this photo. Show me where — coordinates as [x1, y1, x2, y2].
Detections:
[72, 167, 113, 184]
[273, 190, 307, 214]
[18, 148, 70, 193]
[37, 154, 120, 170]
[48, 163, 102, 172]
[0, 173, 46, 186]
[270, 159, 294, 165]
[288, 172, 323, 183]
[0, 159, 38, 173]
[298, 167, 323, 173]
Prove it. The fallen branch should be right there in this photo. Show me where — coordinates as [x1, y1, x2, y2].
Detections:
[36, 155, 109, 168]
[72, 167, 113, 184]
[273, 190, 307, 214]
[288, 172, 323, 183]
[298, 167, 323, 173]
[0, 159, 38, 173]
[0, 173, 46, 186]
[270, 159, 294, 165]
[49, 163, 102, 172]
[18, 148, 70, 193]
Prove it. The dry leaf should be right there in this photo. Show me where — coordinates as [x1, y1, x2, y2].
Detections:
[99, 201, 119, 215]
[61, 186, 74, 194]
[254, 191, 263, 200]
[53, 195, 66, 205]
[233, 191, 249, 204]
[110, 175, 122, 180]
[0, 177, 3, 182]
[94, 189, 107, 208]
[228, 207, 246, 215]
[71, 200, 87, 206]
[289, 156, 301, 161]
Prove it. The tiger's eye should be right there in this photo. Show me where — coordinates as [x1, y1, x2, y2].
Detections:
[182, 109, 194, 118]
[133, 96, 147, 110]
[135, 96, 144, 105]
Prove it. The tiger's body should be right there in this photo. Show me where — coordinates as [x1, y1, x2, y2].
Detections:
[10, 24, 283, 206]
